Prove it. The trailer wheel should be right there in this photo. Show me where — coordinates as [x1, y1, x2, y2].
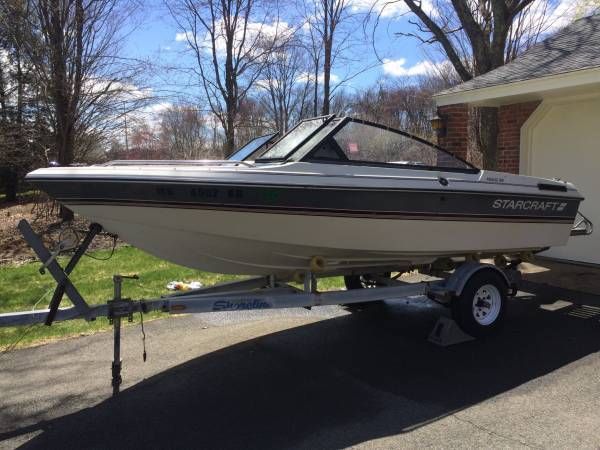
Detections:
[451, 270, 508, 337]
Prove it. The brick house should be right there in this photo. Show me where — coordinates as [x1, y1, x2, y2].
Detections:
[433, 14, 600, 265]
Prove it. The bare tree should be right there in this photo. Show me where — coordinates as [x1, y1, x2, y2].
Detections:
[119, 121, 166, 160]
[350, 73, 456, 139]
[397, 0, 560, 168]
[160, 104, 208, 159]
[1, 0, 149, 215]
[302, 0, 353, 115]
[0, 1, 52, 202]
[300, 0, 379, 116]
[258, 43, 311, 132]
[235, 96, 272, 146]
[301, 16, 324, 116]
[167, 0, 285, 156]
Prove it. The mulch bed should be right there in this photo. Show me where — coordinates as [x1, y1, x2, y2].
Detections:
[0, 198, 120, 266]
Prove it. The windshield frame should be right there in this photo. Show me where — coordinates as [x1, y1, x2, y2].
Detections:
[299, 117, 479, 173]
[254, 115, 336, 163]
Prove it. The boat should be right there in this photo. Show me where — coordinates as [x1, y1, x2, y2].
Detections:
[26, 115, 588, 278]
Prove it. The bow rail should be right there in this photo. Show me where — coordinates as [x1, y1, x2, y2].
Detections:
[100, 159, 254, 168]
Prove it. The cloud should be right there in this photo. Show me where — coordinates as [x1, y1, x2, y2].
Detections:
[256, 78, 277, 89]
[382, 58, 434, 76]
[297, 72, 340, 84]
[84, 79, 153, 103]
[540, 0, 598, 32]
[128, 102, 174, 130]
[349, 0, 436, 19]
[145, 102, 173, 114]
[175, 19, 294, 59]
[505, 0, 598, 40]
[175, 31, 193, 42]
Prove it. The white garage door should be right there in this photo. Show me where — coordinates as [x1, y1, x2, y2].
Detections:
[528, 97, 600, 264]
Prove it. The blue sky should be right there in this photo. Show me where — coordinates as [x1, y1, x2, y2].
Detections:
[120, 0, 580, 115]
[121, 0, 439, 105]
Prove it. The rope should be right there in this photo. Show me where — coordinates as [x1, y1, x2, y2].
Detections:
[0, 286, 54, 356]
[83, 235, 118, 261]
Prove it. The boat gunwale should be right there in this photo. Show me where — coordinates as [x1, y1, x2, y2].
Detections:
[26, 175, 584, 200]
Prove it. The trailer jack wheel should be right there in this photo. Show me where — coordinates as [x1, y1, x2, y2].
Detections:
[451, 271, 508, 338]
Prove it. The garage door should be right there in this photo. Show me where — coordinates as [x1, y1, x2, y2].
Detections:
[528, 97, 600, 264]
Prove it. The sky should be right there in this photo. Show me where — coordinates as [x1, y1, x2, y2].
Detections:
[120, 0, 585, 118]
[120, 0, 451, 112]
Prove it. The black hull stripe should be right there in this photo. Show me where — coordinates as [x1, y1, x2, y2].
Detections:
[30, 177, 583, 200]
[34, 178, 583, 223]
[64, 199, 576, 224]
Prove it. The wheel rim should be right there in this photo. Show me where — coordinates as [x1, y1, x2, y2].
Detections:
[472, 284, 502, 326]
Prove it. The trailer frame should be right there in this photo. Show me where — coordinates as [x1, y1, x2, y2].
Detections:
[1, 219, 520, 396]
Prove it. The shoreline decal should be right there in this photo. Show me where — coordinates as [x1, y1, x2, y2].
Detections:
[212, 299, 272, 311]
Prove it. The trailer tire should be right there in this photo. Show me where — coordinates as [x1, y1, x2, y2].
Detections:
[451, 270, 508, 338]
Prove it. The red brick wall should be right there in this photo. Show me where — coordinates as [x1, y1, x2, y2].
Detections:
[437, 104, 469, 162]
[497, 101, 541, 173]
[437, 101, 540, 173]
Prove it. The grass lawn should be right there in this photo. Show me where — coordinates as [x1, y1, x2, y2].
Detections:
[0, 190, 36, 203]
[0, 246, 343, 349]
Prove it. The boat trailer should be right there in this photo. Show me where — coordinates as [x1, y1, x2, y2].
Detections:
[0, 219, 521, 396]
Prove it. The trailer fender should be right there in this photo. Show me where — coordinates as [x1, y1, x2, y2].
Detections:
[445, 262, 512, 297]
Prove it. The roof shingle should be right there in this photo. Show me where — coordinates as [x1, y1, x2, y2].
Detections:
[436, 14, 600, 96]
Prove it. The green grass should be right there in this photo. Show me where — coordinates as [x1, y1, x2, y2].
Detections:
[0, 246, 343, 349]
[0, 190, 36, 203]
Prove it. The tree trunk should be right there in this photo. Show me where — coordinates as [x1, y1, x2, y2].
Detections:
[478, 107, 499, 170]
[313, 61, 319, 116]
[224, 113, 235, 157]
[401, 0, 540, 169]
[2, 168, 18, 203]
[322, 37, 332, 115]
[48, 0, 75, 220]
[56, 102, 75, 221]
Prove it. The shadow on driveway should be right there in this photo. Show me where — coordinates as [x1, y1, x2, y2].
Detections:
[3, 285, 600, 449]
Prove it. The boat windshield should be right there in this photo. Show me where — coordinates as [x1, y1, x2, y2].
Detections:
[300, 119, 475, 170]
[228, 133, 277, 161]
[257, 116, 475, 171]
[256, 116, 331, 160]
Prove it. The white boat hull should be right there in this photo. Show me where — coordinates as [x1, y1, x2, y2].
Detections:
[70, 203, 573, 276]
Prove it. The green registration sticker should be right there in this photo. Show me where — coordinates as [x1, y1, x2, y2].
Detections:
[263, 189, 280, 202]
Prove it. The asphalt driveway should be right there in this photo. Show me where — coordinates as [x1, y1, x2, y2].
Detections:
[1, 281, 600, 449]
